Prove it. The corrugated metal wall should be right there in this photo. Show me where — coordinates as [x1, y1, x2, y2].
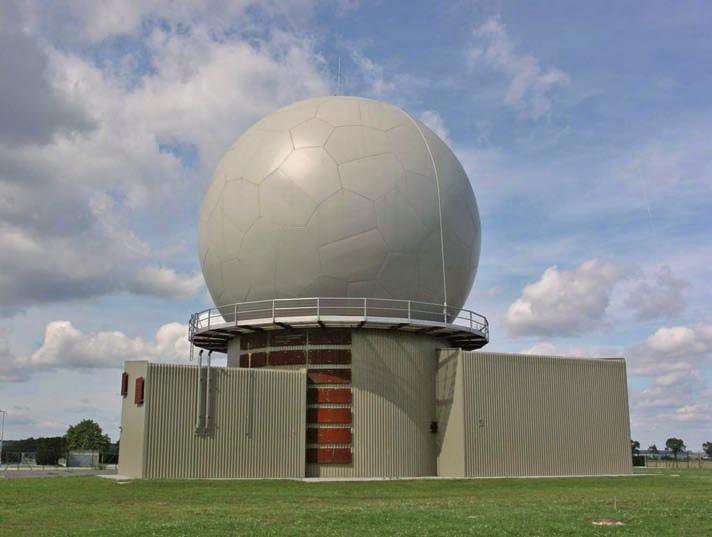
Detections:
[435, 349, 465, 477]
[308, 330, 441, 477]
[142, 363, 305, 479]
[459, 350, 632, 477]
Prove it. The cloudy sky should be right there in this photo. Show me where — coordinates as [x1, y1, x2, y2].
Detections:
[1, 1, 710, 451]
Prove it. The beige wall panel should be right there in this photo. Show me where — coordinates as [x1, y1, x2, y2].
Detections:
[461, 352, 632, 477]
[141, 364, 305, 479]
[118, 361, 148, 478]
[309, 330, 440, 478]
[435, 349, 465, 477]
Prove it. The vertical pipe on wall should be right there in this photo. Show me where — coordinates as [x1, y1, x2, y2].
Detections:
[195, 350, 204, 434]
[205, 351, 213, 433]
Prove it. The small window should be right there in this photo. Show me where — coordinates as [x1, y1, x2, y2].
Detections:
[134, 376, 145, 405]
[121, 372, 129, 397]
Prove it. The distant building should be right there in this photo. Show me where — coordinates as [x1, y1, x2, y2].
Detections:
[67, 450, 100, 467]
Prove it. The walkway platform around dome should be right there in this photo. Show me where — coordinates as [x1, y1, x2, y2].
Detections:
[189, 297, 489, 353]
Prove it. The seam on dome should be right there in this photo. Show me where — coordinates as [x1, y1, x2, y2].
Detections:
[403, 113, 448, 306]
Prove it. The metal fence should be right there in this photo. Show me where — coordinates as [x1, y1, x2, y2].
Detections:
[189, 297, 488, 339]
[642, 456, 712, 470]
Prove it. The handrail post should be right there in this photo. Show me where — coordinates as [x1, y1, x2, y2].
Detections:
[363, 297, 367, 317]
[208, 309, 211, 330]
[469, 310, 472, 329]
[316, 297, 320, 321]
[272, 299, 275, 322]
[407, 300, 411, 322]
[234, 303, 238, 326]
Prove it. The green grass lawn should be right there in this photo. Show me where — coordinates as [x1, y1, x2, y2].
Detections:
[1, 469, 710, 536]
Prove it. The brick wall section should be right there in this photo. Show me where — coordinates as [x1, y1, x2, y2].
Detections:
[307, 369, 351, 384]
[308, 349, 351, 364]
[269, 350, 306, 366]
[307, 408, 352, 424]
[306, 427, 352, 444]
[307, 388, 352, 404]
[238, 328, 354, 466]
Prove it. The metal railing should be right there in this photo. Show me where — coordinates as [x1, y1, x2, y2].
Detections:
[189, 297, 488, 340]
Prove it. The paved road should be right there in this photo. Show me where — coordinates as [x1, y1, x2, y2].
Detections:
[2, 468, 118, 479]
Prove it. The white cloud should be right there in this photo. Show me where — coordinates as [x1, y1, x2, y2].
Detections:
[624, 266, 688, 320]
[616, 129, 712, 199]
[469, 18, 569, 118]
[129, 266, 204, 299]
[349, 50, 396, 97]
[628, 323, 712, 439]
[520, 341, 610, 358]
[0, 10, 330, 314]
[419, 110, 451, 145]
[13, 0, 317, 43]
[3, 320, 190, 379]
[505, 259, 628, 336]
[629, 324, 712, 378]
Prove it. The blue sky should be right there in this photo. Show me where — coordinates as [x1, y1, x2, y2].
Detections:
[0, 0, 710, 451]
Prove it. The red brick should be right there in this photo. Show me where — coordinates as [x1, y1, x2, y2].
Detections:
[240, 333, 268, 350]
[307, 408, 352, 424]
[307, 369, 351, 384]
[309, 349, 351, 365]
[269, 350, 306, 366]
[271, 331, 307, 347]
[309, 329, 351, 346]
[307, 388, 352, 404]
[306, 427, 352, 444]
[243, 352, 266, 368]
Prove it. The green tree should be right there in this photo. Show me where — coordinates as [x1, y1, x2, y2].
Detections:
[665, 437, 686, 460]
[65, 420, 110, 452]
[703, 442, 712, 458]
[631, 439, 640, 455]
[649, 444, 659, 454]
[36, 437, 67, 465]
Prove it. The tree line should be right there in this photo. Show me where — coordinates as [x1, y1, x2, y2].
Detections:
[1, 419, 116, 465]
[631, 438, 712, 460]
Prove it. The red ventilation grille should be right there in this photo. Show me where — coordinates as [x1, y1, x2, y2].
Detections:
[121, 372, 129, 397]
[134, 376, 145, 405]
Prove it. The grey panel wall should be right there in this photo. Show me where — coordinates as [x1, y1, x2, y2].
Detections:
[442, 350, 632, 477]
[120, 363, 306, 479]
[118, 361, 148, 478]
[435, 349, 465, 477]
[309, 330, 440, 478]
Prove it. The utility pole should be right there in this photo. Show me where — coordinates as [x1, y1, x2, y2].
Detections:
[0, 409, 6, 465]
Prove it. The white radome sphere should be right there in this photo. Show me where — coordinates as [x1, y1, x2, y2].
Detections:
[198, 96, 480, 310]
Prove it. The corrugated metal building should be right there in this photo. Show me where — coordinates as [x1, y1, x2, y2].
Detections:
[118, 329, 632, 479]
[118, 361, 306, 479]
[436, 349, 632, 477]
